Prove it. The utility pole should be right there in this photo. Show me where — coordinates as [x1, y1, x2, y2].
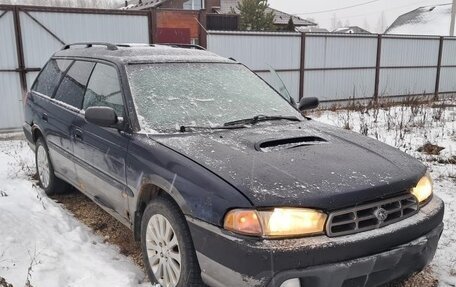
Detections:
[451, 0, 456, 36]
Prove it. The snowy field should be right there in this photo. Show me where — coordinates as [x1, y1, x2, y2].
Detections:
[0, 102, 455, 287]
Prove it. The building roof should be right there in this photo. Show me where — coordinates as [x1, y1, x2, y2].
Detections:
[297, 26, 329, 33]
[53, 44, 233, 64]
[121, 0, 317, 27]
[120, 0, 168, 10]
[0, 0, 123, 8]
[385, 4, 452, 36]
[333, 26, 370, 34]
[268, 7, 316, 26]
[218, 0, 316, 27]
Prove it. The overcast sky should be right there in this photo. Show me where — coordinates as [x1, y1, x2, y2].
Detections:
[268, 0, 450, 32]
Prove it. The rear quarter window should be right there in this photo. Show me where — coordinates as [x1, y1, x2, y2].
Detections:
[32, 59, 72, 97]
[54, 61, 95, 109]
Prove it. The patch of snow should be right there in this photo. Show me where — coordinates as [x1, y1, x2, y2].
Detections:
[193, 98, 215, 103]
[136, 114, 160, 135]
[0, 141, 151, 287]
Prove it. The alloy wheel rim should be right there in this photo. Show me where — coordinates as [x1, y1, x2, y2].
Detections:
[37, 145, 50, 189]
[146, 214, 181, 287]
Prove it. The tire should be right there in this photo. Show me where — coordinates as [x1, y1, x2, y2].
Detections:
[141, 196, 204, 287]
[35, 137, 69, 195]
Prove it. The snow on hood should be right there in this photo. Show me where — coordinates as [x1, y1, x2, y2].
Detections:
[149, 120, 426, 210]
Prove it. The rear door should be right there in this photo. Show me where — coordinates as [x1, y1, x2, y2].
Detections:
[72, 62, 130, 220]
[30, 59, 85, 186]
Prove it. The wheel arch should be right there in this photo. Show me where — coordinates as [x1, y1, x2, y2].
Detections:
[133, 175, 189, 242]
[32, 124, 45, 143]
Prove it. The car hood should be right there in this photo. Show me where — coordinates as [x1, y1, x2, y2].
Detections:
[149, 120, 426, 211]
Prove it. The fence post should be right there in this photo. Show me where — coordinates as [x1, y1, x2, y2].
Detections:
[13, 6, 27, 97]
[299, 32, 306, 100]
[434, 36, 444, 99]
[148, 8, 157, 44]
[198, 9, 207, 48]
[373, 34, 382, 101]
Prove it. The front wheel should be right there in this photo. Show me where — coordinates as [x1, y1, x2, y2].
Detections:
[141, 196, 204, 287]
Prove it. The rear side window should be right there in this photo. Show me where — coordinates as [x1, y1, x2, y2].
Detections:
[54, 61, 95, 109]
[83, 63, 124, 116]
[32, 59, 72, 97]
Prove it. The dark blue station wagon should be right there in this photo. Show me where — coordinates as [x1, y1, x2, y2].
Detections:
[23, 43, 444, 287]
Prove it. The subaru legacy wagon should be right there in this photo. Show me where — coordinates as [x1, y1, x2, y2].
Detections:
[23, 43, 444, 287]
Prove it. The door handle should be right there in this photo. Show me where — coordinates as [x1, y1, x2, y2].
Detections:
[42, 113, 48, 122]
[74, 128, 83, 141]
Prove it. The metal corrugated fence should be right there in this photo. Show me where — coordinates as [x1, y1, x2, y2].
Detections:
[207, 31, 302, 102]
[0, 5, 152, 131]
[207, 31, 456, 102]
[303, 33, 377, 101]
[0, 8, 23, 131]
[2, 8, 456, 131]
[20, 11, 149, 75]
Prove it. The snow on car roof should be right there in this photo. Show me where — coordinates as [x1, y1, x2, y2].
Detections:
[53, 44, 234, 64]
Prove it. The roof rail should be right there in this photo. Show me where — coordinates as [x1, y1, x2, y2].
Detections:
[62, 42, 118, 51]
[160, 43, 206, 50]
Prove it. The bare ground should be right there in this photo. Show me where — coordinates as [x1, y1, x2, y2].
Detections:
[51, 189, 439, 287]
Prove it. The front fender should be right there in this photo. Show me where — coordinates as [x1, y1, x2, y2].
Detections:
[126, 135, 253, 227]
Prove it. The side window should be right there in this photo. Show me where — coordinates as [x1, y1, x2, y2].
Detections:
[32, 59, 72, 97]
[83, 63, 124, 116]
[54, 61, 95, 109]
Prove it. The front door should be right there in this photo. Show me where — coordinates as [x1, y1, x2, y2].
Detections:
[72, 62, 130, 220]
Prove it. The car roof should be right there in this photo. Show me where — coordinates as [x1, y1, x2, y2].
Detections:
[52, 43, 234, 65]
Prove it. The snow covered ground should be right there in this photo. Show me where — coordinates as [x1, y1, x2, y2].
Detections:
[0, 141, 148, 287]
[0, 102, 454, 287]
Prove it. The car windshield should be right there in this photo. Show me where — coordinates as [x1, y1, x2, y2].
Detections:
[126, 63, 302, 133]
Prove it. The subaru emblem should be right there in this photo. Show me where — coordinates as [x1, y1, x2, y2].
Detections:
[375, 208, 388, 222]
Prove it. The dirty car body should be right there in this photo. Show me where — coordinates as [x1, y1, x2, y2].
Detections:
[23, 43, 444, 287]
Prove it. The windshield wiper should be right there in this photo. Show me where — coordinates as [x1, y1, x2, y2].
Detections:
[179, 124, 247, 133]
[223, 115, 301, 127]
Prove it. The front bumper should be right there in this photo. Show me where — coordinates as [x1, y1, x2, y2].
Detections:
[188, 196, 444, 287]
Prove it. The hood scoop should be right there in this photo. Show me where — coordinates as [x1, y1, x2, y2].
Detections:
[256, 136, 328, 152]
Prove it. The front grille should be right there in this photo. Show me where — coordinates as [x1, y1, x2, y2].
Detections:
[326, 194, 419, 237]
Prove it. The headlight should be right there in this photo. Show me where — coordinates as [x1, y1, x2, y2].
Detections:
[411, 173, 433, 204]
[224, 208, 327, 238]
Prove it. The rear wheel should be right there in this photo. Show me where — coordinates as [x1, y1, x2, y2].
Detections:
[35, 138, 69, 195]
[141, 196, 204, 287]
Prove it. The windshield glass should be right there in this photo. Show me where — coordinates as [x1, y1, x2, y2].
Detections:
[127, 63, 302, 133]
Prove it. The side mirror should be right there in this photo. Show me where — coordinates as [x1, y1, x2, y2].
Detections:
[85, 106, 119, 127]
[298, 97, 319, 111]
